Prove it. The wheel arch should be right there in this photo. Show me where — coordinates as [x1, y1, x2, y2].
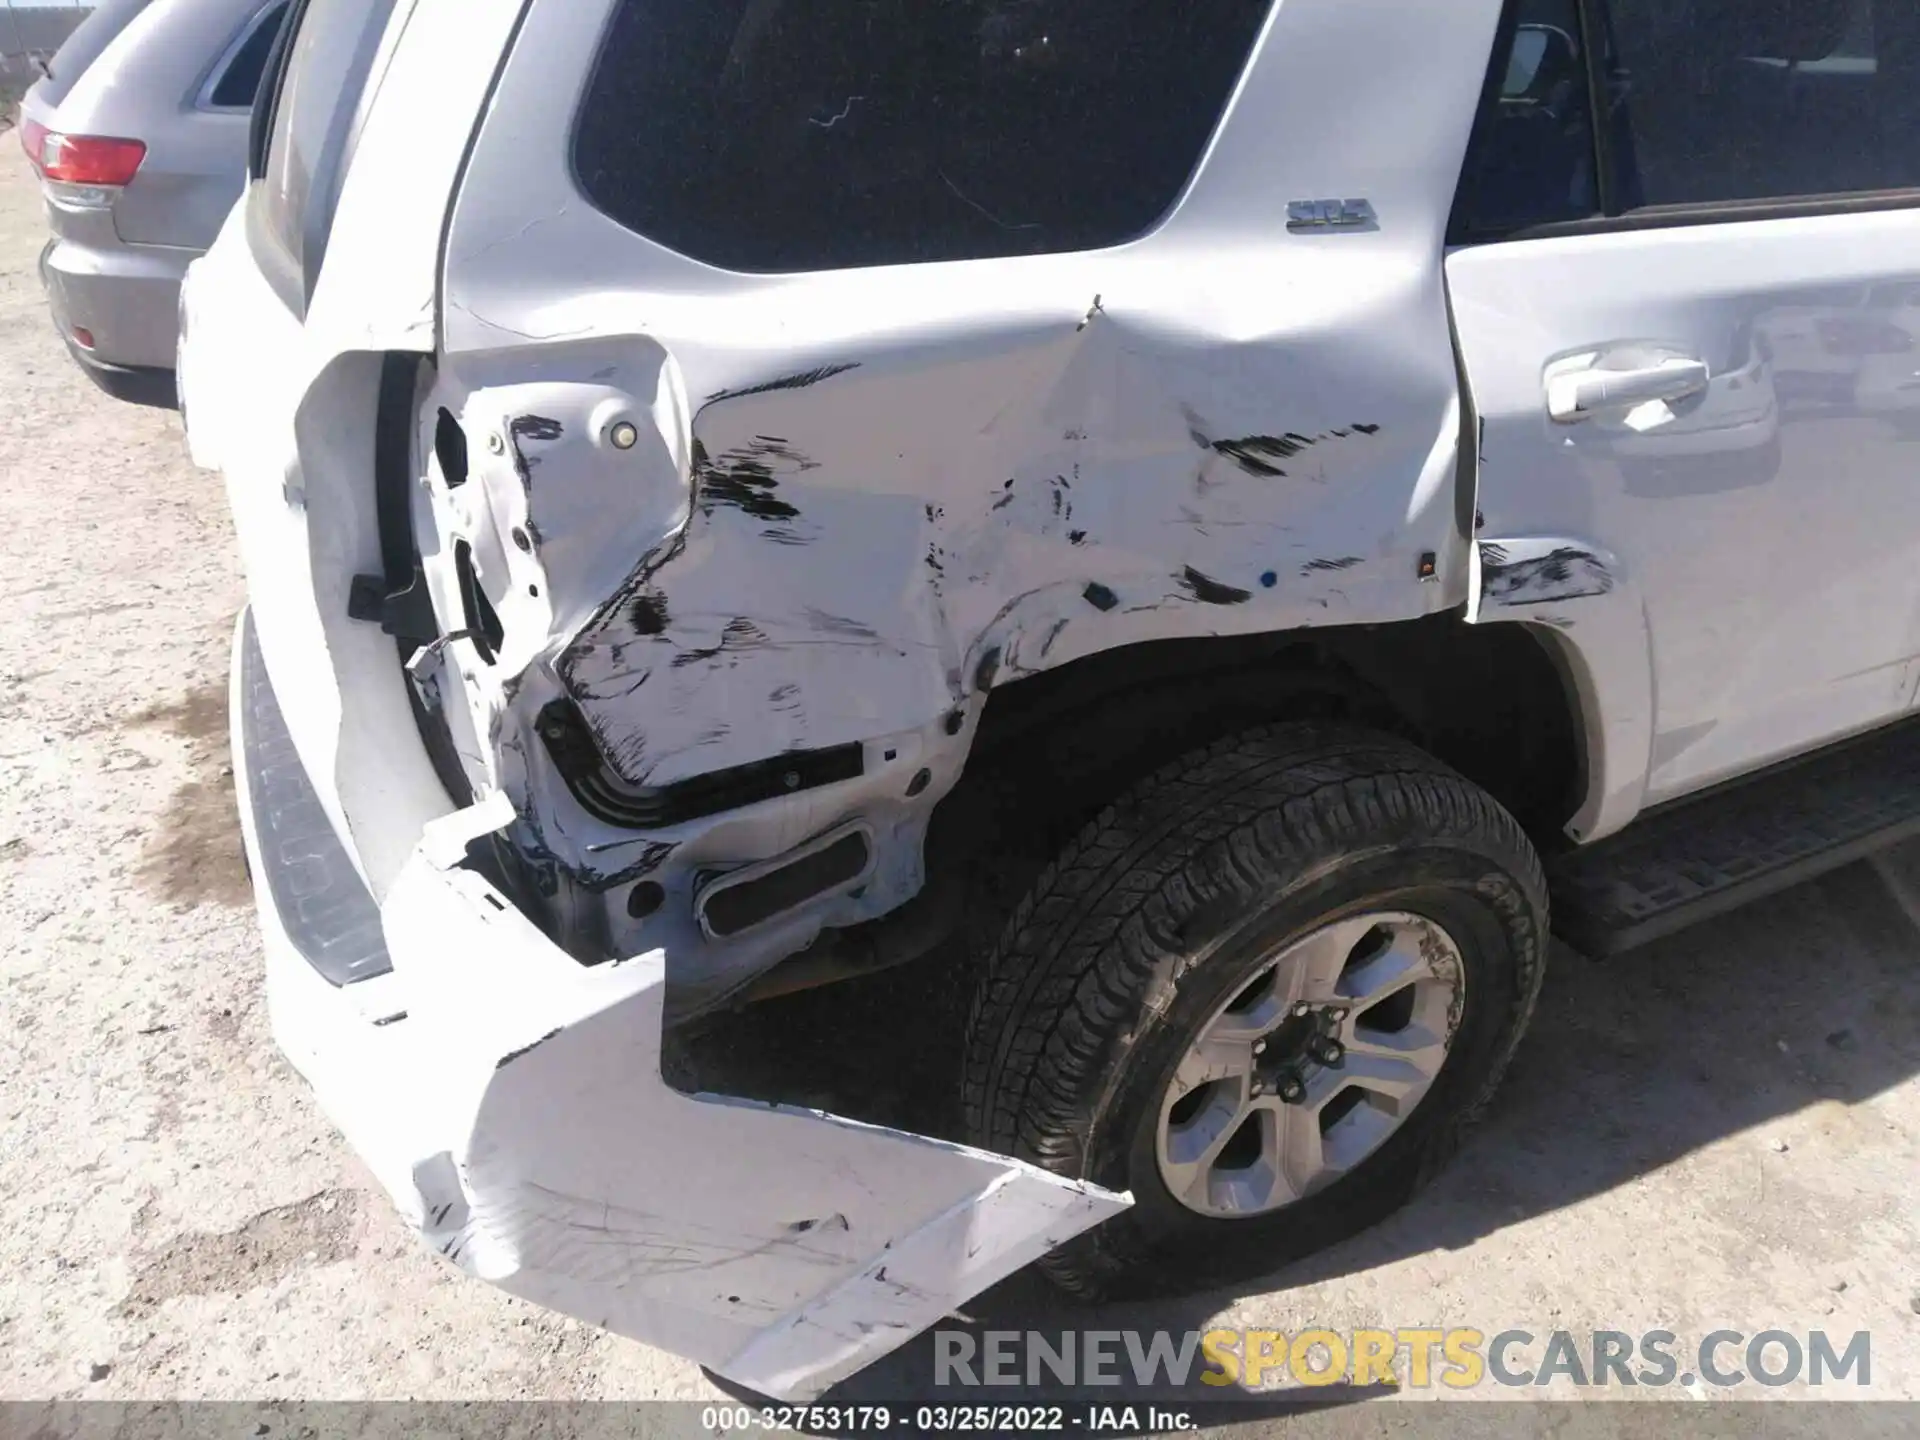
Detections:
[944, 610, 1591, 868]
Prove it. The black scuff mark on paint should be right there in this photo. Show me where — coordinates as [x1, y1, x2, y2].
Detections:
[694, 436, 814, 524]
[763, 528, 810, 547]
[506, 415, 565, 492]
[788, 1214, 850, 1234]
[1481, 546, 1615, 606]
[974, 646, 1002, 692]
[1039, 618, 1070, 659]
[924, 503, 945, 522]
[579, 842, 679, 894]
[669, 617, 769, 670]
[802, 608, 880, 641]
[1082, 582, 1118, 612]
[1352, 422, 1381, 435]
[1210, 434, 1319, 479]
[1302, 556, 1365, 575]
[630, 593, 670, 636]
[1531, 614, 1577, 631]
[496, 1027, 564, 1070]
[992, 477, 1017, 511]
[704, 363, 861, 405]
[513, 416, 564, 444]
[1178, 567, 1252, 606]
[925, 545, 945, 574]
[1068, 530, 1087, 546]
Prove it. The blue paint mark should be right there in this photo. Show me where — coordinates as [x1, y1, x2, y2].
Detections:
[1260, 571, 1278, 589]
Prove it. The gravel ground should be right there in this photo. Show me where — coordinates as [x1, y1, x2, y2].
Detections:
[2, 144, 1917, 1424]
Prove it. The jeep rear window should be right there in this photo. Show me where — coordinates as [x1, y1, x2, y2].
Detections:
[573, 0, 1276, 273]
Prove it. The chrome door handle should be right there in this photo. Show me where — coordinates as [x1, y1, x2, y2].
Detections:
[1546, 356, 1711, 423]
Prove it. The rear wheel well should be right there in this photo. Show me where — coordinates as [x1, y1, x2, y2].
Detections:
[936, 611, 1584, 883]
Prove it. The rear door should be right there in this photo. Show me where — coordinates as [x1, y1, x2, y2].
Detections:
[1448, 0, 1920, 812]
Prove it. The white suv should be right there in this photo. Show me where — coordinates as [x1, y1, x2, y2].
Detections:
[179, 0, 1920, 1399]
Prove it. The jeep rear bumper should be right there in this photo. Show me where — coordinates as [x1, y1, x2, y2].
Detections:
[230, 608, 1127, 1400]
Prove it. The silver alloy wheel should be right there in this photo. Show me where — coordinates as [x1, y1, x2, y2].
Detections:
[1155, 911, 1465, 1219]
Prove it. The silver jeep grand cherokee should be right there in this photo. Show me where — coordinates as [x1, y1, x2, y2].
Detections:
[20, 0, 287, 406]
[177, 0, 1920, 1399]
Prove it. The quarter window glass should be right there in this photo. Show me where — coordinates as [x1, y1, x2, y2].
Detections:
[574, 0, 1276, 274]
[1452, 0, 1600, 238]
[210, 3, 291, 109]
[1604, 0, 1920, 206]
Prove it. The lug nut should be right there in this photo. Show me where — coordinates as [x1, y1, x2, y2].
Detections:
[1310, 1039, 1345, 1066]
[1278, 1075, 1307, 1104]
[1253, 1040, 1267, 1054]
[609, 421, 639, 451]
[1293, 1003, 1312, 1018]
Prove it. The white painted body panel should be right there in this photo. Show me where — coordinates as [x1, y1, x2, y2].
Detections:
[231, 629, 1123, 1397]
[1448, 212, 1920, 813]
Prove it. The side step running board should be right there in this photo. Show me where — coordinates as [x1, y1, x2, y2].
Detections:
[1549, 715, 1920, 956]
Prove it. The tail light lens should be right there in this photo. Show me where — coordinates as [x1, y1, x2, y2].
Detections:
[20, 118, 51, 171]
[40, 133, 149, 187]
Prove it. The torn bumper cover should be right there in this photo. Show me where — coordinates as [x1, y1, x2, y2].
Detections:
[230, 610, 1127, 1399]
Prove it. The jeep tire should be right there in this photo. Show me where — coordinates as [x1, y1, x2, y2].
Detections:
[960, 722, 1548, 1299]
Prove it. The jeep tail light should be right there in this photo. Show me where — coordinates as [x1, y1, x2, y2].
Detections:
[20, 118, 50, 172]
[39, 133, 148, 187]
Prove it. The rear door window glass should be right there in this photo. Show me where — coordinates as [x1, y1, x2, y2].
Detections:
[573, 0, 1277, 274]
[1451, 0, 1601, 238]
[208, 2, 291, 110]
[1602, 0, 1920, 207]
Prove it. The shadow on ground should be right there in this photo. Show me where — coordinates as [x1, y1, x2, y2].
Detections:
[679, 851, 1920, 1421]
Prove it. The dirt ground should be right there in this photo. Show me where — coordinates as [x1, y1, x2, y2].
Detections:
[2, 144, 1917, 1424]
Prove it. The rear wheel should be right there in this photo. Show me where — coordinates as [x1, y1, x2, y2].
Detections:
[960, 722, 1547, 1299]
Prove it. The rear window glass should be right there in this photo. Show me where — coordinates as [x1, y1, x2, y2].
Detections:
[573, 0, 1276, 274]
[209, 2, 290, 109]
[254, 0, 397, 307]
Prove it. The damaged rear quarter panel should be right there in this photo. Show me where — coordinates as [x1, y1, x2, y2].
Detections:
[443, 280, 1469, 794]
[422, 0, 1500, 988]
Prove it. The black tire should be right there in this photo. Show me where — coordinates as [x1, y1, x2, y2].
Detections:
[960, 722, 1548, 1300]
